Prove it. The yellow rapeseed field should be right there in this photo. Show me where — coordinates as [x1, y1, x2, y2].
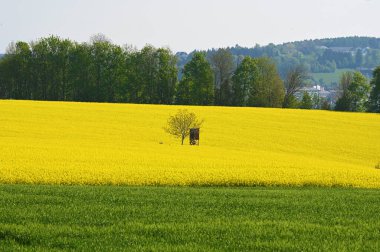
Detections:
[1, 100, 380, 188]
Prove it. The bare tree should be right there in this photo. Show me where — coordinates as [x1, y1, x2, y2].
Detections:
[283, 65, 308, 108]
[90, 33, 111, 44]
[164, 109, 203, 145]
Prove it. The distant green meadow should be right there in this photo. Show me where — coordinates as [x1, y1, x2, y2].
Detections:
[1, 185, 380, 251]
[310, 68, 352, 87]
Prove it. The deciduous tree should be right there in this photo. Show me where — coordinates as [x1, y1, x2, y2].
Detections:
[368, 66, 380, 112]
[300, 91, 313, 109]
[231, 56, 257, 106]
[210, 48, 234, 106]
[164, 109, 203, 145]
[176, 52, 214, 105]
[335, 71, 370, 112]
[249, 57, 284, 108]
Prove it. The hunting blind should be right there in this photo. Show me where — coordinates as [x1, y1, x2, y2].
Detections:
[190, 128, 200, 145]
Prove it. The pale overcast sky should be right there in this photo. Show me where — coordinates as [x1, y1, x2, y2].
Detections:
[0, 0, 379, 53]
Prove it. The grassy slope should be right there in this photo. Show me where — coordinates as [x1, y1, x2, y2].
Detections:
[0, 185, 380, 251]
[310, 68, 352, 86]
[1, 100, 380, 187]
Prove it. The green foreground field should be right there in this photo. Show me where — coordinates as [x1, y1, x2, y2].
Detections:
[1, 185, 380, 251]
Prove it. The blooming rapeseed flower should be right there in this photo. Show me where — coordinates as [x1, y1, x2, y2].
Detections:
[1, 100, 379, 188]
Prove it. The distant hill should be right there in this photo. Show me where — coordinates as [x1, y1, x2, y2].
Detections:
[177, 36, 380, 87]
[0, 54, 4, 59]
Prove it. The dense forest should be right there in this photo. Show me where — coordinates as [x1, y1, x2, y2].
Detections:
[178, 36, 380, 79]
[0, 35, 379, 112]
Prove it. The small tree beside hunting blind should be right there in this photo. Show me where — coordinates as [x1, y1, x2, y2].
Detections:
[164, 109, 203, 145]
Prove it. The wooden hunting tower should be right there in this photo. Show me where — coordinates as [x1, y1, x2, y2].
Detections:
[190, 128, 200, 145]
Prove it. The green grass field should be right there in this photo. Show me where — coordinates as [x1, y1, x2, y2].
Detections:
[310, 68, 353, 87]
[1, 185, 380, 251]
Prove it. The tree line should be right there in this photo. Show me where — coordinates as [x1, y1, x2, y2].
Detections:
[0, 35, 178, 103]
[193, 37, 380, 78]
[0, 35, 379, 112]
[0, 35, 284, 107]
